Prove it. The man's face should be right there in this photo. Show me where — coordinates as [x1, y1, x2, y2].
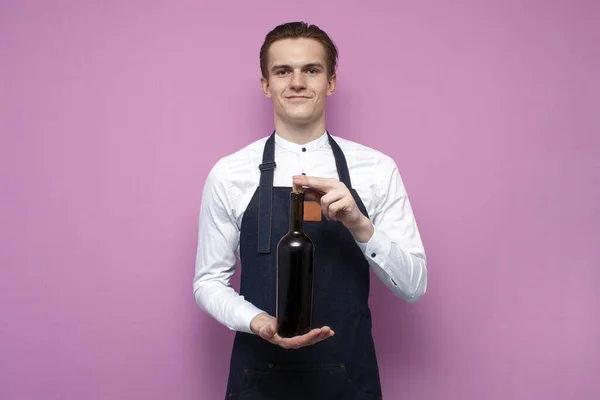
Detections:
[261, 38, 336, 127]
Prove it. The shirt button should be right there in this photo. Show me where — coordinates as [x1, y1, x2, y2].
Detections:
[302, 147, 306, 152]
[371, 253, 376, 257]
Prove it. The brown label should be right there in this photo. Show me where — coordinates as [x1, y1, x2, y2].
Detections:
[304, 201, 322, 222]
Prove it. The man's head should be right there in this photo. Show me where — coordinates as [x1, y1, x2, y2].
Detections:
[259, 22, 338, 130]
[260, 22, 338, 80]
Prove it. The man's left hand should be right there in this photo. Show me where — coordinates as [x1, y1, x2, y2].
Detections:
[293, 175, 374, 243]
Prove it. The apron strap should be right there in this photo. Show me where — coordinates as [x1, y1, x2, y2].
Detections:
[257, 131, 354, 254]
[327, 132, 352, 189]
[258, 133, 276, 254]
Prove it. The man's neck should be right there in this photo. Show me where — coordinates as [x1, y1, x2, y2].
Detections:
[274, 119, 326, 145]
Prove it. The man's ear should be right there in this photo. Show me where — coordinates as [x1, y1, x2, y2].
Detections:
[261, 76, 272, 98]
[327, 74, 337, 96]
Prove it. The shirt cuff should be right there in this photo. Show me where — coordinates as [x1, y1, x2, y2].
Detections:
[234, 301, 266, 334]
[356, 224, 392, 267]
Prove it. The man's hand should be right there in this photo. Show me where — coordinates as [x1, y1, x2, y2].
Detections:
[250, 313, 334, 350]
[292, 175, 374, 243]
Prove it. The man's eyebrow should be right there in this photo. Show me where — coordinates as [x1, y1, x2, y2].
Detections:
[271, 63, 325, 71]
[303, 63, 325, 69]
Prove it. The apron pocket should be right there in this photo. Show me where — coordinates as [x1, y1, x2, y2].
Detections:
[231, 363, 379, 400]
[227, 368, 269, 399]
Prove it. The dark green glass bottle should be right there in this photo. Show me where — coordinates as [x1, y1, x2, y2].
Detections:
[276, 186, 315, 338]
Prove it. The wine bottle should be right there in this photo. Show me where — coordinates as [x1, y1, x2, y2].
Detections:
[276, 183, 315, 338]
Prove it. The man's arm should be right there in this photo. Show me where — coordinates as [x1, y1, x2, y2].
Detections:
[354, 155, 427, 303]
[193, 161, 264, 333]
[293, 155, 427, 303]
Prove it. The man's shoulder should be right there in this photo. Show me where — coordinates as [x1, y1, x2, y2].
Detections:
[210, 135, 269, 175]
[222, 136, 268, 160]
[330, 134, 397, 170]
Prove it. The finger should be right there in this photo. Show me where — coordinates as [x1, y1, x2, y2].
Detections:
[295, 328, 324, 346]
[277, 327, 336, 349]
[320, 190, 347, 220]
[313, 327, 333, 343]
[302, 188, 324, 203]
[293, 175, 342, 193]
[276, 328, 323, 349]
[298, 327, 335, 347]
[328, 197, 354, 221]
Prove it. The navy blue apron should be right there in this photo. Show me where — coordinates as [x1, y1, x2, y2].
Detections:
[225, 132, 383, 400]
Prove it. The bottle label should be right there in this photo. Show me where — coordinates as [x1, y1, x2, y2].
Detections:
[303, 201, 322, 222]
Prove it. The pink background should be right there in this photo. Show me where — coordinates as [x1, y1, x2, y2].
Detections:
[1, 1, 599, 399]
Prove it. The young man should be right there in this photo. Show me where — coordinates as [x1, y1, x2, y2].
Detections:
[194, 21, 427, 400]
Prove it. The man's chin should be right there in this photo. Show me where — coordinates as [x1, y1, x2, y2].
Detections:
[276, 108, 323, 126]
[287, 109, 319, 120]
[288, 117, 317, 127]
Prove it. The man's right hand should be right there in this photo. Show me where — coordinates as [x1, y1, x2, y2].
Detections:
[249, 313, 335, 350]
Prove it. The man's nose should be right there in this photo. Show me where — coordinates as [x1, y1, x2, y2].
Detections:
[290, 71, 306, 90]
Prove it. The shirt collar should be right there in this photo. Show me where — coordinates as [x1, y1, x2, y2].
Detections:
[274, 131, 330, 153]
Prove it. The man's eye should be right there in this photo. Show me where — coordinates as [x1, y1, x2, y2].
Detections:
[307, 69, 318, 75]
[275, 70, 289, 75]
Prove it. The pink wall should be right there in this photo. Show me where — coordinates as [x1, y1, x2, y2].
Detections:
[1, 1, 599, 399]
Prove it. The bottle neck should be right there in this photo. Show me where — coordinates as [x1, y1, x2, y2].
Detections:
[289, 192, 304, 233]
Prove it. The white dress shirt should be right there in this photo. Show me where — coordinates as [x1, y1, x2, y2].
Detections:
[193, 132, 427, 334]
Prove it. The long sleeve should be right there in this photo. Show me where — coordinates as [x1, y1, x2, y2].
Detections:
[356, 155, 428, 302]
[193, 161, 264, 333]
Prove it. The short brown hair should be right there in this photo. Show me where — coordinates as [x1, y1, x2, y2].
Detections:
[260, 21, 339, 79]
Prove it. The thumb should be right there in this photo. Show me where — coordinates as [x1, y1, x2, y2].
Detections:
[260, 321, 277, 339]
